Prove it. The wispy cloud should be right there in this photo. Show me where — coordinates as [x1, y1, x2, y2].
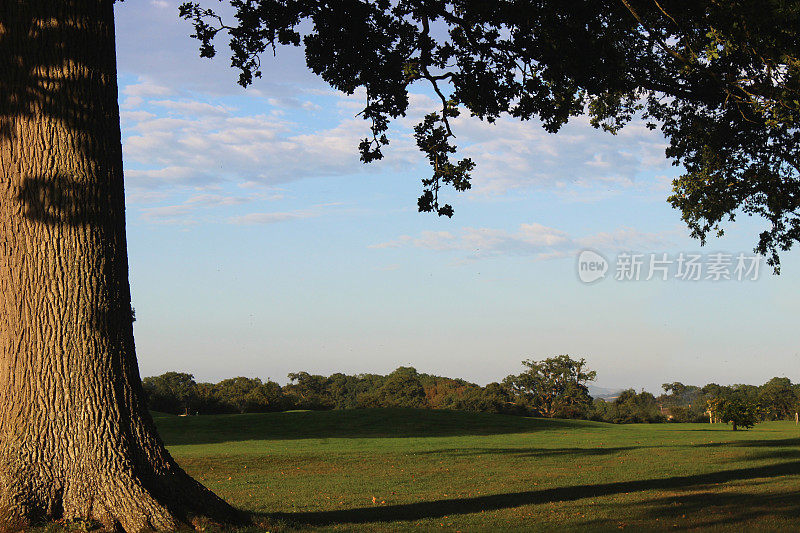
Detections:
[140, 204, 197, 225]
[122, 94, 415, 195]
[390, 99, 672, 198]
[185, 193, 253, 207]
[135, 193, 262, 225]
[372, 224, 674, 260]
[456, 114, 671, 196]
[152, 100, 233, 117]
[121, 77, 174, 108]
[230, 210, 318, 225]
[121, 76, 671, 210]
[116, 1, 675, 206]
[267, 97, 322, 111]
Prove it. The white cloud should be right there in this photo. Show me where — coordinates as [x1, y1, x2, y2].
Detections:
[230, 210, 318, 225]
[120, 72, 672, 211]
[372, 224, 674, 260]
[123, 78, 173, 98]
[577, 228, 674, 251]
[115, 0, 327, 96]
[454, 115, 671, 195]
[116, 0, 676, 206]
[185, 193, 252, 207]
[134, 192, 304, 225]
[121, 110, 156, 124]
[267, 97, 322, 111]
[152, 100, 233, 117]
[124, 166, 219, 190]
[125, 189, 170, 205]
[121, 93, 414, 195]
[391, 99, 673, 197]
[140, 204, 197, 225]
[121, 78, 174, 108]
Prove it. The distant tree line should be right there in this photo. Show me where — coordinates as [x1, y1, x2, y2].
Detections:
[142, 367, 522, 416]
[587, 378, 800, 430]
[593, 377, 800, 429]
[143, 356, 800, 431]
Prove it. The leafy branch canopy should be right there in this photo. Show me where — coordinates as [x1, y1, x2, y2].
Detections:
[180, 0, 800, 270]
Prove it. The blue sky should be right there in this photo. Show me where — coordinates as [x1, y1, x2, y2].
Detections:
[115, 1, 800, 392]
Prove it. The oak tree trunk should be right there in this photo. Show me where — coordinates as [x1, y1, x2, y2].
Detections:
[0, 1, 237, 530]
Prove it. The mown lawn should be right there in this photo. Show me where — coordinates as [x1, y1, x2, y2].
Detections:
[154, 409, 800, 532]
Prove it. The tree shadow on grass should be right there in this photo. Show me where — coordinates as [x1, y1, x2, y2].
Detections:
[157, 409, 604, 446]
[411, 446, 650, 458]
[622, 488, 800, 530]
[559, 488, 800, 531]
[698, 438, 800, 463]
[266, 461, 800, 526]
[697, 438, 800, 448]
[731, 449, 800, 462]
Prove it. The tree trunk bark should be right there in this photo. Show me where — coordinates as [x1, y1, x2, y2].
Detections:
[0, 1, 237, 530]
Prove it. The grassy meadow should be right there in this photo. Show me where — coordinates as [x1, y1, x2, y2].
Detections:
[150, 409, 800, 531]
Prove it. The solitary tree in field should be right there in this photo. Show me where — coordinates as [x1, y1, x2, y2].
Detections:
[1, 0, 798, 530]
[503, 355, 596, 418]
[719, 398, 759, 431]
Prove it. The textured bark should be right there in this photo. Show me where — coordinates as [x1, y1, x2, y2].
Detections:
[0, 1, 237, 530]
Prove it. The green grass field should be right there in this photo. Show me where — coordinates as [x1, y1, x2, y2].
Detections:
[154, 409, 800, 532]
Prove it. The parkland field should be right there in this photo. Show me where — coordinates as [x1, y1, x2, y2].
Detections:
[155, 409, 800, 532]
